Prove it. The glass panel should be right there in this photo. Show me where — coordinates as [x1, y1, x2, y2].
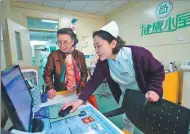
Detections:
[26, 17, 59, 87]
[15, 32, 23, 60]
[27, 17, 58, 30]
[1, 27, 3, 41]
[29, 31, 57, 46]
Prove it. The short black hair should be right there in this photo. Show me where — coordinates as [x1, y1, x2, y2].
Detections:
[93, 30, 126, 54]
[57, 28, 78, 47]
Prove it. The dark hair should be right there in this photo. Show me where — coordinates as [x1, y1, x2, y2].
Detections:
[93, 30, 126, 54]
[57, 28, 78, 47]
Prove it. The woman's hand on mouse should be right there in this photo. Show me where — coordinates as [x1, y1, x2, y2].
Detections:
[145, 91, 159, 102]
[62, 99, 84, 113]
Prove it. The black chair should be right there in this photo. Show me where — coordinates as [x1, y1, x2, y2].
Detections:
[104, 90, 190, 134]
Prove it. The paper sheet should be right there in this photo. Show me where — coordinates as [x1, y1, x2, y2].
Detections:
[40, 92, 78, 107]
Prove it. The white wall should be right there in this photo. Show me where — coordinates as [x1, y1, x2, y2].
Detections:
[106, 1, 190, 68]
[1, 0, 12, 68]
[9, 1, 106, 66]
[1, 23, 6, 70]
[1, 34, 6, 70]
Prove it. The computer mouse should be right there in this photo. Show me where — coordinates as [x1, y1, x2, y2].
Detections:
[58, 106, 72, 117]
[32, 118, 44, 132]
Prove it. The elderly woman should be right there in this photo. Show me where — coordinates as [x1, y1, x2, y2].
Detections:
[43, 28, 88, 99]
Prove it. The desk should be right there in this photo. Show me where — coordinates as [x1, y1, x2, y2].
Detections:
[163, 72, 180, 103]
[122, 130, 132, 134]
[40, 90, 78, 107]
[11, 91, 124, 134]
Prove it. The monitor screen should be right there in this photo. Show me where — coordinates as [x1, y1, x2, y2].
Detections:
[1, 66, 32, 131]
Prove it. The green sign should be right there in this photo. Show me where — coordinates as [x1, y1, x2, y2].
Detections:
[155, 1, 173, 18]
[141, 11, 190, 36]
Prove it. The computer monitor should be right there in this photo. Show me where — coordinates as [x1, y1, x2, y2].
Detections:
[1, 65, 33, 132]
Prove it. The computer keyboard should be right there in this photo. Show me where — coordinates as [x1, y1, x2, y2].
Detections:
[34, 107, 49, 119]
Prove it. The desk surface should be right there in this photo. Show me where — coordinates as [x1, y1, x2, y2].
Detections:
[11, 91, 124, 134]
[45, 104, 123, 134]
[39, 90, 78, 108]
